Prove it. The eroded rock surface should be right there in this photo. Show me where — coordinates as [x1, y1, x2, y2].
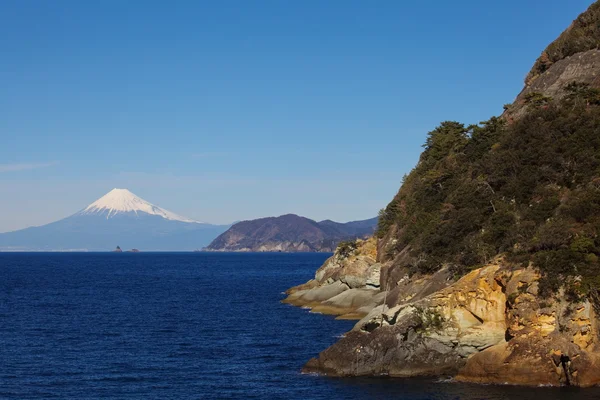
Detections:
[508, 49, 600, 120]
[301, 260, 600, 386]
[285, 2, 600, 386]
[283, 238, 384, 319]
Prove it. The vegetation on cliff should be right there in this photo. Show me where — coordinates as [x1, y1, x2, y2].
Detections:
[377, 82, 600, 300]
[527, 1, 600, 84]
[289, 2, 600, 386]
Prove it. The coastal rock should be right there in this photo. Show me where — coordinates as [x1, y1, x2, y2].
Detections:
[456, 268, 600, 387]
[304, 264, 505, 376]
[287, 2, 600, 387]
[314, 238, 378, 288]
[302, 260, 600, 386]
[382, 266, 453, 307]
[311, 290, 387, 319]
[283, 238, 383, 319]
[284, 280, 349, 307]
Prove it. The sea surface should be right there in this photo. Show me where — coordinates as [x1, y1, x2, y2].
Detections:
[1, 252, 600, 399]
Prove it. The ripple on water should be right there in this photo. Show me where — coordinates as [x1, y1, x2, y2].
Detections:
[1, 252, 600, 399]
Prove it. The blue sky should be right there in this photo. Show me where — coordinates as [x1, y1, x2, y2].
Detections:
[0, 0, 595, 232]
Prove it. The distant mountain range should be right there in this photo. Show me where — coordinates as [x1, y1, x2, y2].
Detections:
[204, 214, 378, 252]
[0, 189, 230, 251]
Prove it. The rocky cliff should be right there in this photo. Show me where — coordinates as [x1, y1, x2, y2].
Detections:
[526, 1, 600, 87]
[284, 1, 600, 387]
[283, 238, 385, 319]
[505, 1, 600, 120]
[375, 0, 600, 297]
[300, 259, 600, 386]
[285, 246, 600, 386]
[205, 214, 377, 252]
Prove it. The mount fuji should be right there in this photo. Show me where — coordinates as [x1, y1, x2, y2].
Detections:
[0, 188, 230, 251]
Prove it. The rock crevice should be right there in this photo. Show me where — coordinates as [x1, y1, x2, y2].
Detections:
[289, 254, 600, 386]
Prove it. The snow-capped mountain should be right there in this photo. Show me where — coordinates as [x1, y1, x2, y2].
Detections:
[77, 188, 199, 223]
[0, 189, 230, 251]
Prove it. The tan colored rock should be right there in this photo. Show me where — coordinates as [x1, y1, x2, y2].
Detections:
[383, 266, 453, 308]
[302, 260, 600, 386]
[456, 265, 600, 387]
[283, 237, 382, 319]
[314, 238, 377, 284]
[282, 280, 349, 307]
[311, 289, 384, 316]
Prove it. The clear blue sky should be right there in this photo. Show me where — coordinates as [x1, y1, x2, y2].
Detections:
[0, 0, 595, 232]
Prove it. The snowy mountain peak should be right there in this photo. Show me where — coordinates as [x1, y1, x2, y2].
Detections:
[79, 188, 200, 223]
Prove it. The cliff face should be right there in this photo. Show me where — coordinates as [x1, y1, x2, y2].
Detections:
[507, 49, 600, 120]
[287, 246, 600, 386]
[375, 0, 600, 298]
[206, 214, 377, 252]
[285, 1, 600, 387]
[301, 260, 600, 386]
[525, 1, 600, 86]
[283, 238, 384, 319]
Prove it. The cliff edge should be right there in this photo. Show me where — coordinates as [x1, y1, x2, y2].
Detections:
[285, 1, 600, 387]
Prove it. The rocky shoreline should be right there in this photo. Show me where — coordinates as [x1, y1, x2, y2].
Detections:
[283, 240, 600, 387]
[282, 1, 600, 387]
[282, 238, 386, 320]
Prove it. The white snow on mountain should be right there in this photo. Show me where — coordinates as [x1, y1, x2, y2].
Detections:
[78, 188, 200, 223]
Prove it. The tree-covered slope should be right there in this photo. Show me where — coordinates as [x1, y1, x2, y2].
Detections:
[286, 2, 600, 386]
[205, 214, 377, 252]
[377, 80, 600, 300]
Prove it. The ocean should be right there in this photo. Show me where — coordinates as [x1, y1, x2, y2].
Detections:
[1, 252, 599, 399]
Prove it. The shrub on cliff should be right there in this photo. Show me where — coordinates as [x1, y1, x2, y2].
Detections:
[378, 82, 600, 301]
[337, 240, 358, 258]
[527, 1, 600, 81]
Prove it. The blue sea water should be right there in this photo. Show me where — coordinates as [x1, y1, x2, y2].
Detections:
[1, 252, 599, 399]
